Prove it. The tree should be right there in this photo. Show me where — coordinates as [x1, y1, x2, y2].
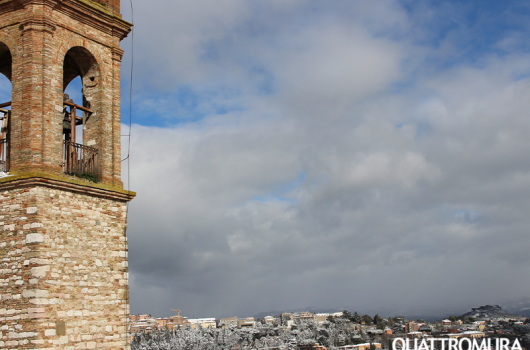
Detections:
[343, 310, 352, 320]
[374, 314, 382, 325]
[362, 315, 373, 326]
[131, 316, 387, 350]
[377, 319, 387, 330]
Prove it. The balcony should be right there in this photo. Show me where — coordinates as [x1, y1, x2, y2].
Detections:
[63, 140, 99, 182]
[62, 99, 99, 182]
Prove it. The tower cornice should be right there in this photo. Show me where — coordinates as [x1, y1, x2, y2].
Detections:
[58, 0, 132, 40]
[19, 16, 57, 34]
[0, 0, 132, 41]
[0, 171, 136, 201]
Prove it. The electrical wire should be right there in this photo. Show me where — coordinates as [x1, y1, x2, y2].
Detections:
[126, 0, 134, 203]
[123, 0, 134, 347]
[121, 0, 134, 165]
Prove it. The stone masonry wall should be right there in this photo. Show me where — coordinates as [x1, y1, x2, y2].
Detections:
[0, 184, 129, 349]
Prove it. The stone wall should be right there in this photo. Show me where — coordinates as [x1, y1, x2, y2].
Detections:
[0, 183, 130, 349]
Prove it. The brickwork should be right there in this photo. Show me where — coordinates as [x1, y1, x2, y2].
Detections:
[0, 182, 130, 349]
[0, 0, 131, 187]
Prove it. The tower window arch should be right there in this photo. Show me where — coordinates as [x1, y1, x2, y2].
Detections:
[62, 46, 100, 181]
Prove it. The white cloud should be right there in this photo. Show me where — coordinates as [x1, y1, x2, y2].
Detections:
[121, 0, 530, 318]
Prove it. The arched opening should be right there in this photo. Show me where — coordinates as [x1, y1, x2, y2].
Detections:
[0, 42, 12, 174]
[62, 46, 100, 181]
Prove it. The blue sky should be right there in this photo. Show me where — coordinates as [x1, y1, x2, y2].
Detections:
[118, 0, 530, 129]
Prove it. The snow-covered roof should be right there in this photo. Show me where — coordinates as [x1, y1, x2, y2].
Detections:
[188, 318, 216, 323]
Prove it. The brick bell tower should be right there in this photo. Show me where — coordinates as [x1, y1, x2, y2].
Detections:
[0, 0, 134, 349]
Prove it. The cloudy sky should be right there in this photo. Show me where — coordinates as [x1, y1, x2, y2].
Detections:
[113, 0, 530, 319]
[2, 0, 528, 319]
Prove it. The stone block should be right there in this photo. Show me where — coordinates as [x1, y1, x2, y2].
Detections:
[26, 207, 38, 214]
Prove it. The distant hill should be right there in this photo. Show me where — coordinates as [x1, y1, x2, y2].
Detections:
[460, 305, 520, 320]
[253, 300, 530, 322]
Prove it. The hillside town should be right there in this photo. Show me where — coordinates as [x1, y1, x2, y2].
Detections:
[130, 305, 530, 350]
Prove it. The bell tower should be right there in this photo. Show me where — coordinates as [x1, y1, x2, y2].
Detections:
[0, 0, 134, 349]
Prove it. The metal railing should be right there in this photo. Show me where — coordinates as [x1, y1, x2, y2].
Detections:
[63, 140, 99, 181]
[0, 138, 8, 173]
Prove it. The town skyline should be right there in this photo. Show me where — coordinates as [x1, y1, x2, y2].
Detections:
[131, 300, 530, 324]
[129, 304, 530, 350]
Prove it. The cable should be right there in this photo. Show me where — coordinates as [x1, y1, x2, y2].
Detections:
[125, 0, 133, 202]
[124, 0, 134, 348]
[121, 0, 134, 165]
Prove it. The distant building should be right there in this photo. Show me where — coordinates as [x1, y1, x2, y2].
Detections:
[130, 318, 157, 334]
[460, 331, 485, 339]
[219, 316, 239, 329]
[316, 314, 330, 323]
[281, 313, 295, 328]
[239, 317, 257, 328]
[262, 316, 276, 326]
[315, 312, 343, 323]
[170, 314, 190, 329]
[405, 322, 420, 333]
[188, 318, 216, 329]
[299, 312, 317, 321]
[156, 318, 169, 329]
[392, 325, 406, 334]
